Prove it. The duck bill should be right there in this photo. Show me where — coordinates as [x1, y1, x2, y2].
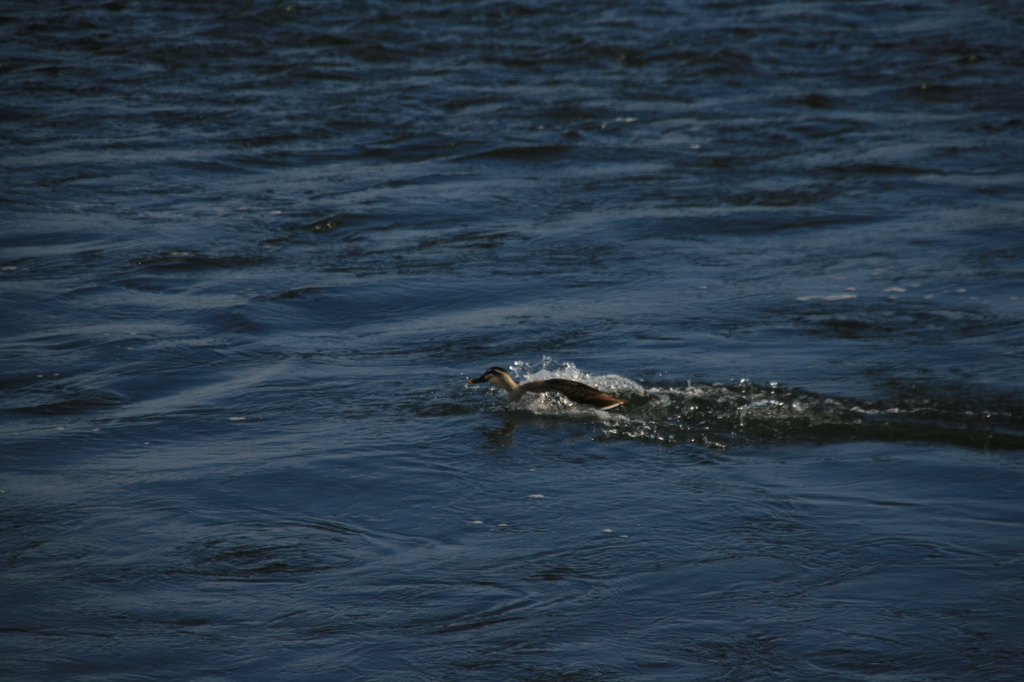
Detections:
[468, 374, 489, 384]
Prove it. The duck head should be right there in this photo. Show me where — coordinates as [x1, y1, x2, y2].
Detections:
[468, 367, 512, 385]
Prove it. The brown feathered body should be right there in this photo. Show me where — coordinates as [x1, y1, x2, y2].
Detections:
[469, 367, 625, 410]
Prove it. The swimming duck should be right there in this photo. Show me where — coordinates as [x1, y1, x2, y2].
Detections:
[468, 366, 625, 410]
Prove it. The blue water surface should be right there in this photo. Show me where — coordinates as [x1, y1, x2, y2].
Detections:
[3, 1, 1023, 680]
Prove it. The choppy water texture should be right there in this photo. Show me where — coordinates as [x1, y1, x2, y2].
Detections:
[3, 1, 1024, 680]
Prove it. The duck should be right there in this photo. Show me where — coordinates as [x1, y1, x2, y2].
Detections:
[468, 366, 625, 410]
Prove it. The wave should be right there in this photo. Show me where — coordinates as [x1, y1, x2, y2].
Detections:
[472, 358, 1024, 451]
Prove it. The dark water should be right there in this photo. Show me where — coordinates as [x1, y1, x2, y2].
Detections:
[3, 1, 1024, 679]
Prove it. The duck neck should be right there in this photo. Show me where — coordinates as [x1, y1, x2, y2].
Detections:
[494, 372, 520, 397]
